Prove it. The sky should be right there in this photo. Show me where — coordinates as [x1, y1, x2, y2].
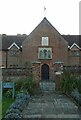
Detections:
[0, 0, 80, 35]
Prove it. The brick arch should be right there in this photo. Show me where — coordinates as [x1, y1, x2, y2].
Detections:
[41, 64, 49, 80]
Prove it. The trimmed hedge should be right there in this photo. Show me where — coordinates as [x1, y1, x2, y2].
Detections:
[71, 89, 81, 106]
[4, 92, 30, 119]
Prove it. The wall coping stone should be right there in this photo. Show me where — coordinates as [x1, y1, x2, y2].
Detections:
[32, 61, 41, 64]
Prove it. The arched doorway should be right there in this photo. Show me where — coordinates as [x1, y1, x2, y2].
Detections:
[41, 64, 49, 80]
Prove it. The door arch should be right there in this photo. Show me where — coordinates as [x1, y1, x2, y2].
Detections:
[41, 64, 49, 80]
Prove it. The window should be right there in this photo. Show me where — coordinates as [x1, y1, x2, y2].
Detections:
[9, 49, 19, 56]
[70, 50, 80, 56]
[42, 37, 49, 46]
[38, 48, 52, 59]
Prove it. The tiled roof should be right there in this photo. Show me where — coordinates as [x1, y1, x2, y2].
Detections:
[2, 34, 27, 50]
[1, 18, 81, 50]
[2, 34, 81, 50]
[62, 35, 81, 48]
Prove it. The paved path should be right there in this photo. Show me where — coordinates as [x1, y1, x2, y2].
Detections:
[22, 91, 81, 119]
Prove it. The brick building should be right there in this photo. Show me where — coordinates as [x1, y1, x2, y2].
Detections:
[1, 17, 81, 80]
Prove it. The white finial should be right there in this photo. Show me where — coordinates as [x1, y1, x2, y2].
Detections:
[44, 6, 46, 17]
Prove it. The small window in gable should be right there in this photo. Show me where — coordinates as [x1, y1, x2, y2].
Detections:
[9, 48, 20, 56]
[70, 50, 80, 56]
[42, 37, 49, 46]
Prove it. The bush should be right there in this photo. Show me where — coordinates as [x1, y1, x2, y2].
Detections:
[71, 89, 81, 106]
[77, 77, 81, 93]
[3, 89, 12, 97]
[4, 113, 22, 119]
[15, 80, 23, 92]
[16, 92, 30, 101]
[9, 100, 24, 112]
[9, 93, 30, 112]
[15, 76, 37, 95]
[61, 72, 80, 94]
[4, 92, 30, 119]
[6, 108, 22, 116]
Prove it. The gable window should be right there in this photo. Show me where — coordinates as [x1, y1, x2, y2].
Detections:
[9, 47, 20, 56]
[42, 37, 49, 46]
[9, 50, 17, 56]
[70, 50, 80, 56]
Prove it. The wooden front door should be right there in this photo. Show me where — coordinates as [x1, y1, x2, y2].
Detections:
[41, 64, 49, 80]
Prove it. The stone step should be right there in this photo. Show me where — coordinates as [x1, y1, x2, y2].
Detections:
[24, 114, 80, 119]
[39, 81, 55, 91]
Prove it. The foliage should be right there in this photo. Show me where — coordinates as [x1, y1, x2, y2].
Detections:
[3, 89, 12, 97]
[77, 76, 81, 93]
[15, 76, 38, 95]
[61, 71, 81, 94]
[3, 92, 30, 119]
[2, 96, 14, 118]
[4, 92, 30, 119]
[71, 88, 81, 106]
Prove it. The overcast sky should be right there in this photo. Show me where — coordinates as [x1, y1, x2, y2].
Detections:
[0, 0, 80, 35]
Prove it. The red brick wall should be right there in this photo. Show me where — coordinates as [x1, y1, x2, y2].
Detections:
[22, 19, 68, 80]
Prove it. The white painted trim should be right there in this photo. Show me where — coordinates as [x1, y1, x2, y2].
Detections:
[8, 42, 20, 50]
[70, 43, 81, 49]
[68, 45, 70, 48]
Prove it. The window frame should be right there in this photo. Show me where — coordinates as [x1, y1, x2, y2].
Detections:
[38, 47, 52, 59]
[42, 37, 49, 46]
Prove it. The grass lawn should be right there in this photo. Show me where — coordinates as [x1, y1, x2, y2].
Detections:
[2, 96, 14, 118]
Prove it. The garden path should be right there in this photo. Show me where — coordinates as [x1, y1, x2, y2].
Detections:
[22, 82, 81, 119]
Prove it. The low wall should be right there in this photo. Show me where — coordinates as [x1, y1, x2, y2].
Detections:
[63, 66, 81, 76]
[2, 68, 32, 82]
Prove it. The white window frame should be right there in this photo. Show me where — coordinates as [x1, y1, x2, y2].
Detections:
[42, 37, 49, 46]
[38, 47, 52, 59]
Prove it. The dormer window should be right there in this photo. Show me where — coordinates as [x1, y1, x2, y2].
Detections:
[42, 37, 49, 46]
[70, 50, 80, 56]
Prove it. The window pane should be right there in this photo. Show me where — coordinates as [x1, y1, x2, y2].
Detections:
[42, 37, 48, 46]
[38, 48, 52, 59]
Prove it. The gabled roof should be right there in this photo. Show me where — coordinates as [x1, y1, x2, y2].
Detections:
[1, 18, 81, 50]
[28, 17, 65, 37]
[70, 43, 81, 49]
[8, 42, 20, 50]
[62, 35, 81, 48]
[23, 17, 67, 45]
[2, 34, 27, 50]
[2, 34, 81, 51]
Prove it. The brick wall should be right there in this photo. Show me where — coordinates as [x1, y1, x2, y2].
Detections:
[22, 18, 68, 80]
[22, 22, 68, 66]
[2, 68, 32, 82]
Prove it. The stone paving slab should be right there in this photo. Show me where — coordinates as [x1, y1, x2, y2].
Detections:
[22, 92, 81, 119]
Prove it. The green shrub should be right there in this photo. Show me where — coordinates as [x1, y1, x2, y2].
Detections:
[3, 89, 12, 98]
[15, 81, 23, 92]
[15, 76, 38, 95]
[77, 78, 81, 93]
[61, 72, 80, 94]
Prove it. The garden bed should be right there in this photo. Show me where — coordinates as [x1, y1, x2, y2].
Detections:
[2, 92, 30, 119]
